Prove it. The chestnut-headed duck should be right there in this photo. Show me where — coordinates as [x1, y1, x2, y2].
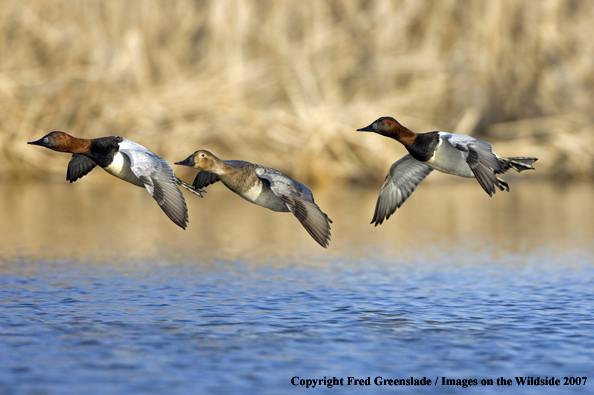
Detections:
[357, 117, 538, 226]
[175, 150, 332, 248]
[28, 131, 204, 229]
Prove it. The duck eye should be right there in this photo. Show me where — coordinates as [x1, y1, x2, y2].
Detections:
[200, 153, 205, 158]
[55, 134, 60, 138]
[383, 119, 388, 124]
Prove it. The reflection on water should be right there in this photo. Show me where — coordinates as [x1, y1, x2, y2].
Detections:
[1, 179, 593, 394]
[2, 179, 593, 262]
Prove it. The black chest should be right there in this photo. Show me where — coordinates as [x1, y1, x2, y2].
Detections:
[406, 132, 440, 162]
[86, 136, 123, 167]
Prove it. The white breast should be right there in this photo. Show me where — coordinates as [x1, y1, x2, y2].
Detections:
[104, 151, 125, 175]
[427, 138, 474, 178]
[103, 151, 145, 187]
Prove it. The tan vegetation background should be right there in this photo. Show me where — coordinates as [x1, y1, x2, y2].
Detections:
[2, 0, 594, 185]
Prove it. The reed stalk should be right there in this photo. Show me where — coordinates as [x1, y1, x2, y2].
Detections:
[2, 0, 593, 184]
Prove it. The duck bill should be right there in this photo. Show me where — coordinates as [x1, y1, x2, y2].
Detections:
[174, 155, 196, 167]
[356, 124, 374, 132]
[27, 137, 49, 147]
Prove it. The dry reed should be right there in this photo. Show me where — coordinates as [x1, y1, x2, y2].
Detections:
[2, 0, 594, 184]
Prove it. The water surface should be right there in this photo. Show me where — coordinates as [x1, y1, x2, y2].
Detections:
[1, 180, 593, 394]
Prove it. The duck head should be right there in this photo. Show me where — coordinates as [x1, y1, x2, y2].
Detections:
[175, 150, 220, 171]
[28, 131, 80, 153]
[356, 117, 403, 137]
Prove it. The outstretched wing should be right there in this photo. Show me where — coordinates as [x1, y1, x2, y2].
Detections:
[447, 134, 504, 197]
[122, 149, 189, 230]
[464, 144, 500, 196]
[371, 154, 433, 226]
[257, 167, 332, 248]
[67, 154, 97, 183]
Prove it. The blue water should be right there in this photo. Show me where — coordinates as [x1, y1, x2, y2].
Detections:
[1, 251, 593, 394]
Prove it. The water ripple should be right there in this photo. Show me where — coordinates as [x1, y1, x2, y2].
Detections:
[0, 257, 593, 394]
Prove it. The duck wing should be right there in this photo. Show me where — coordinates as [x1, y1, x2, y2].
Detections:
[192, 171, 220, 189]
[122, 148, 189, 230]
[372, 154, 433, 226]
[67, 154, 97, 183]
[446, 134, 504, 197]
[189, 160, 250, 190]
[256, 167, 332, 248]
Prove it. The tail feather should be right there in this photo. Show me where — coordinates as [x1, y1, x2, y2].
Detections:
[499, 157, 538, 173]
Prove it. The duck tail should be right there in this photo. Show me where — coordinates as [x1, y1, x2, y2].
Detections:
[499, 157, 538, 173]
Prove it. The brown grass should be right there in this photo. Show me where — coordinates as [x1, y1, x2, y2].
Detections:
[2, 0, 594, 184]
